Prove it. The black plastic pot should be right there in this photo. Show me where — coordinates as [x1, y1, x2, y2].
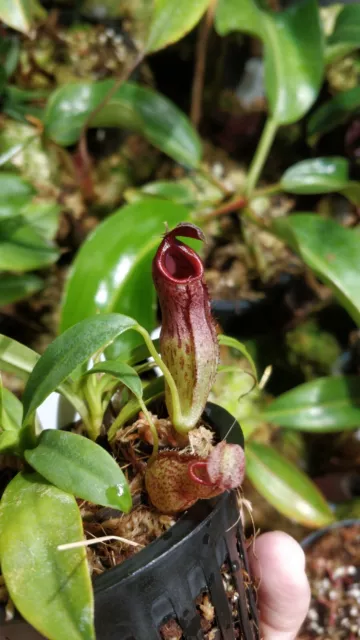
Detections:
[1, 402, 260, 640]
[301, 518, 360, 551]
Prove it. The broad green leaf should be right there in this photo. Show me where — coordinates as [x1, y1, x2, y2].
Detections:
[22, 314, 138, 422]
[0, 171, 34, 198]
[246, 442, 334, 527]
[146, 0, 210, 53]
[0, 333, 39, 380]
[0, 430, 20, 453]
[1, 387, 23, 431]
[108, 376, 165, 440]
[326, 4, 360, 64]
[263, 376, 360, 432]
[59, 199, 190, 357]
[218, 334, 257, 381]
[25, 430, 131, 512]
[0, 472, 94, 640]
[273, 214, 360, 326]
[215, 0, 324, 124]
[44, 80, 201, 168]
[280, 157, 360, 203]
[0, 0, 46, 34]
[0, 273, 42, 305]
[336, 499, 360, 520]
[0, 222, 59, 271]
[20, 200, 61, 241]
[133, 180, 196, 205]
[85, 360, 143, 399]
[308, 86, 360, 139]
[0, 36, 20, 78]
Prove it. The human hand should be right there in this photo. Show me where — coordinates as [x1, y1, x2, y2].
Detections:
[249, 531, 311, 640]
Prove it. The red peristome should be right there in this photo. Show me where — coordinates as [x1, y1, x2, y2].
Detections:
[152, 223, 218, 430]
[207, 441, 245, 490]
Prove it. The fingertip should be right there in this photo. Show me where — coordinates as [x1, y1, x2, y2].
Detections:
[250, 530, 306, 575]
[249, 531, 310, 640]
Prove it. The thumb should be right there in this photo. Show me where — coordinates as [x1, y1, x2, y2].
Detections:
[248, 531, 310, 640]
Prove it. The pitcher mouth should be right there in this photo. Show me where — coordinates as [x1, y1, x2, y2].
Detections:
[154, 222, 205, 284]
[160, 242, 203, 282]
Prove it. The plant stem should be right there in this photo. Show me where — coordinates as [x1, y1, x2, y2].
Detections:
[190, 0, 217, 128]
[253, 182, 281, 198]
[133, 325, 183, 429]
[197, 195, 247, 222]
[139, 400, 159, 463]
[246, 117, 278, 197]
[77, 50, 144, 182]
[83, 376, 103, 441]
[197, 165, 233, 197]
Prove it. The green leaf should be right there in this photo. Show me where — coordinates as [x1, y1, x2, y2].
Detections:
[20, 200, 61, 241]
[0, 273, 43, 305]
[308, 86, 360, 139]
[0, 430, 20, 453]
[1, 387, 23, 431]
[280, 157, 360, 203]
[263, 376, 360, 432]
[273, 214, 360, 326]
[0, 0, 46, 34]
[59, 199, 190, 357]
[133, 180, 196, 205]
[146, 0, 210, 53]
[215, 0, 324, 124]
[108, 376, 165, 440]
[326, 4, 360, 64]
[246, 442, 334, 527]
[25, 430, 131, 512]
[0, 36, 20, 78]
[0, 171, 35, 200]
[85, 360, 143, 399]
[0, 221, 59, 271]
[0, 334, 39, 380]
[218, 334, 257, 381]
[0, 472, 94, 640]
[22, 314, 138, 422]
[44, 80, 201, 168]
[335, 498, 360, 520]
[128, 337, 160, 366]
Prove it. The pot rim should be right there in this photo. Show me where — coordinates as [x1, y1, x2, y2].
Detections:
[301, 518, 360, 551]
